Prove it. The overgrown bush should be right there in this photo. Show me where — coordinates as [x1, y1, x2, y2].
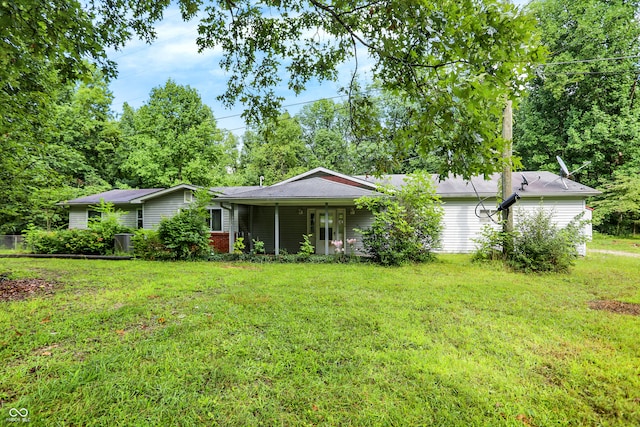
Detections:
[156, 193, 211, 260]
[24, 227, 65, 254]
[355, 171, 443, 266]
[471, 225, 512, 262]
[24, 228, 107, 255]
[473, 208, 587, 273]
[131, 229, 171, 260]
[88, 200, 131, 253]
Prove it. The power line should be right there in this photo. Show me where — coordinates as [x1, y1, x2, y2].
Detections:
[543, 69, 640, 76]
[214, 94, 348, 122]
[540, 54, 640, 66]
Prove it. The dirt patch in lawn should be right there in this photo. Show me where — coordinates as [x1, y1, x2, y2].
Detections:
[588, 300, 640, 316]
[0, 275, 56, 301]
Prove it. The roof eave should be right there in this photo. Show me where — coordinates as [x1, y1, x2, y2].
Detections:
[216, 196, 370, 206]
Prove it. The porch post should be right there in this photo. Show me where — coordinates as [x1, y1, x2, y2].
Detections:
[324, 203, 329, 255]
[275, 203, 280, 255]
[228, 204, 235, 254]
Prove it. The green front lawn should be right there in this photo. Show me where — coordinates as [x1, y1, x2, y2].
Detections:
[589, 233, 640, 254]
[1, 254, 639, 426]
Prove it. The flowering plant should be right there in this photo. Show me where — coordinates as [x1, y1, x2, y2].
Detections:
[346, 238, 356, 252]
[330, 240, 344, 253]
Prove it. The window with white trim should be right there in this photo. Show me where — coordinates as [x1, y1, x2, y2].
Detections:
[207, 208, 223, 232]
[184, 190, 193, 203]
[137, 208, 144, 229]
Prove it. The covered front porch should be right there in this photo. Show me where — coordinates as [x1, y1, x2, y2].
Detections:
[223, 202, 371, 255]
[214, 168, 380, 255]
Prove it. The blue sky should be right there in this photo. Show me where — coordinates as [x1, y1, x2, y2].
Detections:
[106, 6, 372, 136]
[107, 2, 528, 136]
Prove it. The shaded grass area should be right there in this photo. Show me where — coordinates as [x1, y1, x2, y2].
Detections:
[0, 254, 639, 426]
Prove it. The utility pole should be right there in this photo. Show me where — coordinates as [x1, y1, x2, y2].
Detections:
[502, 100, 514, 236]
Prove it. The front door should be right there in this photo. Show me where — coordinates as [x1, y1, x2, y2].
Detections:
[314, 209, 345, 254]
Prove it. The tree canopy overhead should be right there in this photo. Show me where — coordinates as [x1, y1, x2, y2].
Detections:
[514, 0, 640, 188]
[2, 0, 544, 179]
[197, 0, 544, 177]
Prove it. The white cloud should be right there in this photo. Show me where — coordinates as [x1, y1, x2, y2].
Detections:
[107, 4, 375, 136]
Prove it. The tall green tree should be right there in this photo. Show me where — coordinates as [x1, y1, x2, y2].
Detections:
[239, 113, 310, 185]
[118, 80, 234, 188]
[0, 70, 116, 233]
[3, 0, 542, 180]
[297, 99, 352, 173]
[591, 172, 640, 236]
[514, 0, 640, 188]
[45, 71, 122, 186]
[196, 0, 543, 177]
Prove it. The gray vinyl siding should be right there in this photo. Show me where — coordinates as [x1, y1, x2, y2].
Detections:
[346, 207, 374, 255]
[223, 205, 231, 233]
[250, 206, 276, 252]
[69, 205, 138, 230]
[143, 192, 190, 229]
[116, 209, 136, 229]
[277, 206, 308, 253]
[69, 207, 88, 229]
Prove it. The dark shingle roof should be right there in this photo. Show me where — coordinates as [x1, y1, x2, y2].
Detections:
[62, 189, 163, 205]
[359, 172, 600, 198]
[210, 186, 262, 195]
[217, 177, 378, 202]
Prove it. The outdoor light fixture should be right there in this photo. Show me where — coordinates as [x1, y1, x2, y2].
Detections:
[497, 192, 520, 212]
[298, 208, 304, 215]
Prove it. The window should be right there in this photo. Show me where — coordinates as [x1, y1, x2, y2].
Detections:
[87, 209, 101, 223]
[184, 190, 193, 203]
[207, 208, 223, 232]
[137, 208, 144, 229]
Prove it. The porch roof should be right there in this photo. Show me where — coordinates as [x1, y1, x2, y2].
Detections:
[215, 177, 380, 206]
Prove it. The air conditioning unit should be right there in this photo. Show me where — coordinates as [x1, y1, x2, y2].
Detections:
[114, 233, 134, 253]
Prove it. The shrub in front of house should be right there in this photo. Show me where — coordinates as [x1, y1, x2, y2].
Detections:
[24, 228, 65, 254]
[24, 228, 107, 255]
[131, 229, 171, 260]
[355, 171, 443, 266]
[510, 209, 586, 273]
[87, 200, 131, 253]
[24, 201, 132, 255]
[156, 207, 210, 261]
[472, 208, 587, 273]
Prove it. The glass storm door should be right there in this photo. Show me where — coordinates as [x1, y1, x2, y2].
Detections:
[315, 209, 345, 254]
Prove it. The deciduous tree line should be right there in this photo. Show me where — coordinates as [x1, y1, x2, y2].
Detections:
[1, 0, 639, 235]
